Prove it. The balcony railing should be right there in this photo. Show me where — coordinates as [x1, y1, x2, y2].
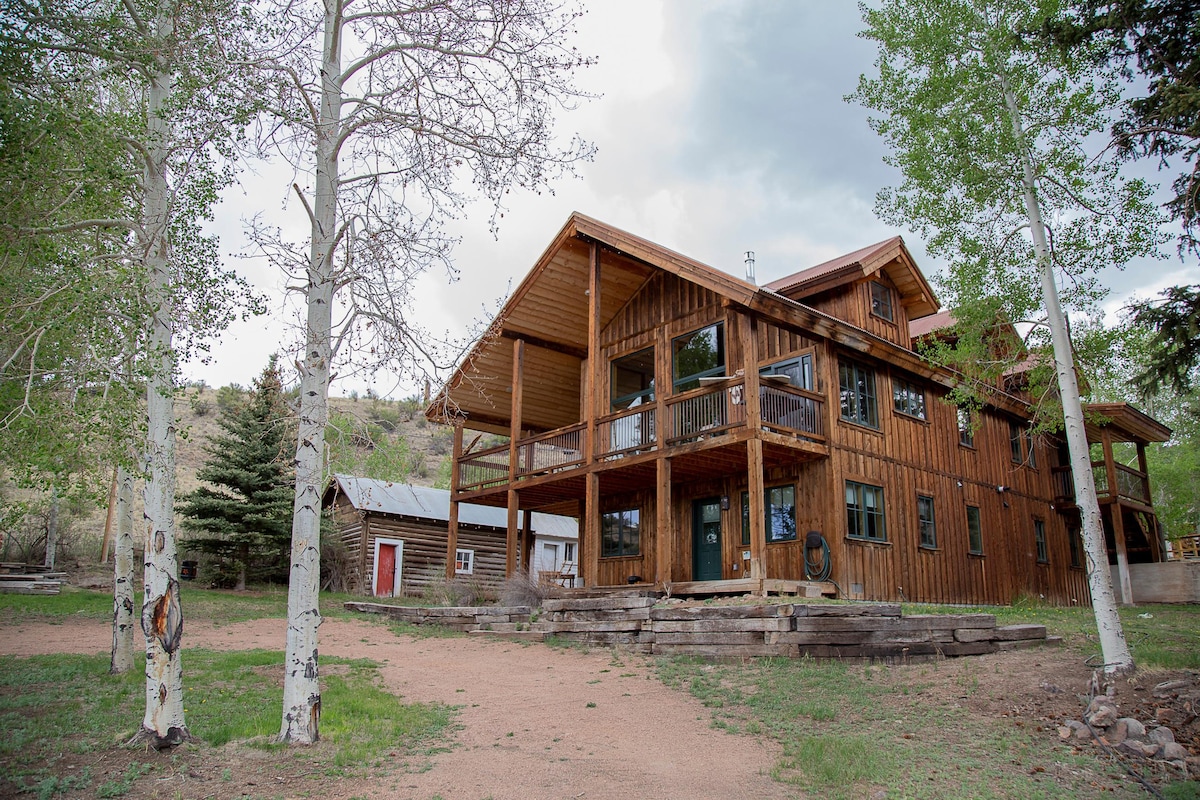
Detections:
[454, 378, 827, 492]
[1052, 461, 1150, 506]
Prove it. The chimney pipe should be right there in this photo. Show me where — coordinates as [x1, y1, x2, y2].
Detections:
[744, 251, 756, 285]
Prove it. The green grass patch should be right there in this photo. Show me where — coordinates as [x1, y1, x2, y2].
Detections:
[0, 647, 454, 793]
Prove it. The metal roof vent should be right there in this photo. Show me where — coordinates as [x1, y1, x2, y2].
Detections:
[744, 251, 756, 285]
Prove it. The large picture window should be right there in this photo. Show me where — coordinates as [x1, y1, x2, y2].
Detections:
[672, 323, 725, 392]
[839, 359, 878, 428]
[917, 495, 936, 549]
[741, 485, 798, 543]
[893, 378, 926, 419]
[611, 347, 655, 410]
[601, 509, 640, 558]
[846, 481, 886, 542]
[967, 506, 983, 555]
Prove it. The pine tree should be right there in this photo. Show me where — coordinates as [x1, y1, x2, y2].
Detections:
[180, 359, 295, 590]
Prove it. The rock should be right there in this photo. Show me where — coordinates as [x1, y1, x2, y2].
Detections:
[1155, 707, 1178, 725]
[1106, 720, 1128, 746]
[1148, 727, 1175, 747]
[1161, 742, 1188, 762]
[1117, 740, 1159, 758]
[1152, 679, 1190, 698]
[1087, 704, 1119, 728]
[1117, 717, 1146, 740]
[1074, 723, 1094, 741]
[1057, 726, 1073, 740]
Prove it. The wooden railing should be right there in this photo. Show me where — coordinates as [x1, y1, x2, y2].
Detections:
[665, 381, 746, 444]
[1169, 534, 1200, 560]
[1053, 461, 1151, 506]
[597, 406, 656, 457]
[760, 384, 825, 441]
[458, 442, 511, 492]
[517, 423, 586, 478]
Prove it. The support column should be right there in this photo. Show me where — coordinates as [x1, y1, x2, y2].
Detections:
[506, 338, 525, 578]
[747, 438, 766, 588]
[1102, 431, 1133, 605]
[655, 457, 672, 586]
[1137, 443, 1162, 562]
[585, 472, 600, 588]
[586, 243, 602, 462]
[506, 489, 519, 576]
[522, 509, 535, 573]
[445, 424, 463, 580]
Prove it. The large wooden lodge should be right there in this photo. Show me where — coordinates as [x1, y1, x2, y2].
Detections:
[427, 213, 1171, 606]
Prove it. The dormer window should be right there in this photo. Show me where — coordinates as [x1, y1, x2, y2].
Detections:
[870, 280, 894, 322]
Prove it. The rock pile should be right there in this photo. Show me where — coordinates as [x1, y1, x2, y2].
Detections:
[1059, 681, 1197, 777]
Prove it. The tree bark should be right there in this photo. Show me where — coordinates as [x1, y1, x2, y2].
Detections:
[279, 0, 342, 745]
[1001, 74, 1134, 674]
[136, 9, 190, 746]
[111, 465, 137, 674]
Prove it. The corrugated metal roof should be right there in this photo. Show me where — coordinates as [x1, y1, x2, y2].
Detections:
[329, 475, 578, 539]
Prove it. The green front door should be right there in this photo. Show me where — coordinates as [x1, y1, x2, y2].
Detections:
[692, 498, 723, 581]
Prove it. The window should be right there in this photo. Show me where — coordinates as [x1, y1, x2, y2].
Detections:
[1009, 421, 1023, 463]
[893, 378, 927, 419]
[611, 347, 655, 410]
[870, 280, 894, 322]
[672, 323, 725, 392]
[741, 485, 798, 543]
[846, 481, 886, 542]
[601, 509, 640, 558]
[1034, 519, 1048, 564]
[967, 506, 983, 555]
[917, 495, 937, 549]
[839, 359, 878, 428]
[958, 407, 975, 447]
[564, 542, 576, 563]
[1024, 429, 1038, 468]
[761, 353, 814, 391]
[454, 548, 474, 575]
[1068, 525, 1082, 568]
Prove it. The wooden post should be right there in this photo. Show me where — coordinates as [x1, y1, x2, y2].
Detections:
[445, 424, 463, 580]
[655, 324, 669, 448]
[655, 457, 672, 586]
[1102, 431, 1133, 605]
[505, 338, 525, 577]
[585, 472, 600, 588]
[1137, 444, 1162, 562]
[522, 509, 535, 573]
[587, 242, 602, 462]
[741, 315, 761, 431]
[747, 438, 766, 590]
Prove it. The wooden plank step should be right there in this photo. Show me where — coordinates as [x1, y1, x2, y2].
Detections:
[468, 629, 545, 642]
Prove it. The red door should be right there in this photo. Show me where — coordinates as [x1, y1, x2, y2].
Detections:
[375, 543, 398, 597]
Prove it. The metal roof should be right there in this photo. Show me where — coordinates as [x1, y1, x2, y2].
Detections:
[329, 475, 578, 539]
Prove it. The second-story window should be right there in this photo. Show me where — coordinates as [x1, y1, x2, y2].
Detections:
[611, 347, 655, 410]
[761, 353, 814, 390]
[870, 280, 894, 322]
[1009, 420, 1023, 463]
[672, 322, 725, 392]
[958, 407, 975, 447]
[893, 378, 926, 419]
[839, 359, 878, 428]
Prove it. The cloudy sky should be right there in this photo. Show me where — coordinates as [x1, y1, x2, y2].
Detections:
[185, 0, 1199, 399]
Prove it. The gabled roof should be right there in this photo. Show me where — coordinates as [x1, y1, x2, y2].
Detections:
[1084, 403, 1173, 445]
[908, 310, 955, 341]
[766, 236, 939, 318]
[325, 475, 578, 538]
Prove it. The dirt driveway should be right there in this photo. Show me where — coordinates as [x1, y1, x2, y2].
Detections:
[0, 615, 794, 800]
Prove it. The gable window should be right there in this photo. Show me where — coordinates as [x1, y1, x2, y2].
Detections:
[967, 506, 983, 555]
[601, 509, 640, 558]
[1068, 525, 1082, 568]
[957, 407, 975, 447]
[839, 359, 878, 428]
[455, 548, 474, 575]
[761, 353, 814, 391]
[917, 495, 937, 549]
[870, 280, 894, 322]
[611, 347, 655, 410]
[741, 485, 798, 543]
[893, 378, 927, 419]
[1009, 421, 1023, 463]
[672, 323, 725, 392]
[846, 481, 886, 542]
[1034, 519, 1048, 564]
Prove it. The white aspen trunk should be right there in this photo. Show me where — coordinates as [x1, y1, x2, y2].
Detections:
[1001, 77, 1134, 674]
[279, 0, 342, 745]
[111, 465, 137, 674]
[44, 487, 58, 571]
[137, 11, 190, 744]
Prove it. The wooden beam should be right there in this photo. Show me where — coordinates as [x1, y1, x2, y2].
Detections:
[587, 242, 602, 464]
[584, 472, 600, 588]
[446, 424, 464, 580]
[507, 489, 520, 577]
[501, 327, 588, 360]
[747, 437, 766, 588]
[522, 508, 535, 573]
[1102, 431, 1133, 604]
[655, 457, 672, 586]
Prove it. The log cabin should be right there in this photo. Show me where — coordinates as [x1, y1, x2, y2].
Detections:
[324, 475, 578, 597]
[426, 213, 1171, 606]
